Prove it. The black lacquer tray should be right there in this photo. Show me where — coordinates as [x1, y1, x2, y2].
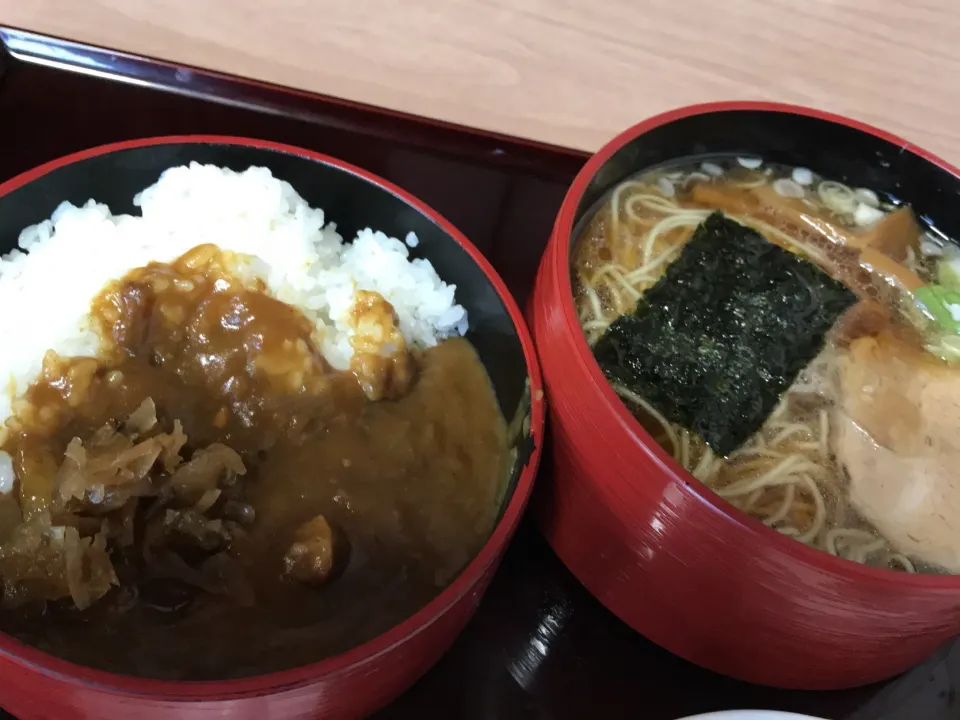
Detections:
[0, 27, 957, 720]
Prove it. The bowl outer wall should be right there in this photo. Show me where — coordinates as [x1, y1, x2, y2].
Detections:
[530, 101, 960, 690]
[0, 135, 545, 719]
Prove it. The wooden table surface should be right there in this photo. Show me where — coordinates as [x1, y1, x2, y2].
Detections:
[1, 22, 960, 720]
[2, 0, 959, 162]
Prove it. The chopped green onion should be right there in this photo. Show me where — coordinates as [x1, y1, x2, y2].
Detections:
[914, 284, 960, 334]
[910, 283, 960, 363]
[938, 256, 960, 292]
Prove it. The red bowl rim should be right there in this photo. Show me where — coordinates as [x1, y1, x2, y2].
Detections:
[550, 100, 960, 591]
[0, 135, 546, 699]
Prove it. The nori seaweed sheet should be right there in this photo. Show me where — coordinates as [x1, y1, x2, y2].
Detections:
[593, 212, 856, 456]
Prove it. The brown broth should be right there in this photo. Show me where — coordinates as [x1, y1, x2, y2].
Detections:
[570, 157, 958, 574]
[0, 245, 508, 679]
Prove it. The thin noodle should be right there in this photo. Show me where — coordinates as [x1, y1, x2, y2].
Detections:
[743, 487, 764, 512]
[763, 483, 795, 526]
[889, 554, 917, 573]
[574, 173, 918, 571]
[613, 384, 681, 459]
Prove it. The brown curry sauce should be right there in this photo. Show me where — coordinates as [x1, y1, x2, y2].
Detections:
[0, 245, 508, 679]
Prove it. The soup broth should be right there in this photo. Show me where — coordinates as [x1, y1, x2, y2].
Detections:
[572, 156, 960, 574]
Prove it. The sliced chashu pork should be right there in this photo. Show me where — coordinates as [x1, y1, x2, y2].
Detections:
[836, 331, 960, 571]
[690, 183, 925, 298]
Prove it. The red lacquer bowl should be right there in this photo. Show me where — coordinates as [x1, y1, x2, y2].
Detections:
[530, 102, 960, 690]
[0, 136, 544, 719]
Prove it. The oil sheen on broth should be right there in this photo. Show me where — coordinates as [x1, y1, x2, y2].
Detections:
[573, 156, 960, 575]
[0, 245, 509, 679]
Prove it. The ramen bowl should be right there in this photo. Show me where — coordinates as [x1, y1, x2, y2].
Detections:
[0, 136, 544, 719]
[530, 102, 960, 690]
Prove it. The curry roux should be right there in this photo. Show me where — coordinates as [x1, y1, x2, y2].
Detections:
[0, 244, 509, 680]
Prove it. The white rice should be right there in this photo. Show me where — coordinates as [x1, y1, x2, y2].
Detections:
[0, 162, 468, 433]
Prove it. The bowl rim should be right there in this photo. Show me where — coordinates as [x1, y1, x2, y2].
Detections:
[550, 100, 960, 590]
[0, 135, 546, 698]
[675, 712, 826, 720]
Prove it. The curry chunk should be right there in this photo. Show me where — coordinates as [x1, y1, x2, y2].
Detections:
[348, 290, 416, 401]
[283, 514, 346, 585]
